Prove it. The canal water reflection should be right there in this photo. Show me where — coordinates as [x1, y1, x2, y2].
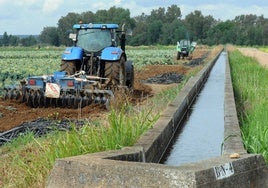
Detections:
[163, 52, 226, 166]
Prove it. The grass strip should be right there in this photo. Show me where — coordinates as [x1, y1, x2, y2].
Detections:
[229, 49, 268, 163]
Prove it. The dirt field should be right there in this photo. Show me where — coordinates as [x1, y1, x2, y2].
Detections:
[238, 48, 268, 67]
[0, 47, 211, 133]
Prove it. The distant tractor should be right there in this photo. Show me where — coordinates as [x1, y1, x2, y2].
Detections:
[176, 40, 197, 60]
[3, 23, 134, 109]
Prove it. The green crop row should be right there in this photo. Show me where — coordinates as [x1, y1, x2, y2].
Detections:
[127, 49, 177, 69]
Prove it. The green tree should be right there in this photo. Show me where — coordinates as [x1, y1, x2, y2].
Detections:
[206, 20, 235, 45]
[57, 12, 82, 46]
[40, 27, 60, 46]
[148, 7, 165, 23]
[129, 13, 148, 46]
[262, 23, 268, 45]
[232, 14, 264, 45]
[2, 32, 9, 46]
[95, 9, 108, 22]
[95, 7, 135, 29]
[129, 24, 148, 46]
[147, 20, 162, 44]
[160, 20, 186, 45]
[20, 35, 37, 46]
[55, 7, 135, 47]
[165, 5, 182, 23]
[81, 11, 95, 23]
[184, 10, 216, 42]
[9, 35, 20, 46]
[38, 5, 268, 46]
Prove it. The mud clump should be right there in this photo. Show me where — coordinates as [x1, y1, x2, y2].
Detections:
[184, 52, 209, 67]
[142, 72, 185, 84]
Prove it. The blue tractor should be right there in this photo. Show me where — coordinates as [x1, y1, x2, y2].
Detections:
[3, 23, 134, 108]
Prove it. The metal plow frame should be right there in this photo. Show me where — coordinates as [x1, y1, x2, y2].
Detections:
[3, 74, 115, 109]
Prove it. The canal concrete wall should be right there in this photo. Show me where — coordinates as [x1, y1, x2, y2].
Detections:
[46, 50, 268, 188]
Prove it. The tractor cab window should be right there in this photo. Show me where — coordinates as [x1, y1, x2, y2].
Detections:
[77, 29, 112, 52]
[180, 40, 190, 47]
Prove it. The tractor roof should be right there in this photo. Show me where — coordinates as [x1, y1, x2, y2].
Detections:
[73, 23, 119, 30]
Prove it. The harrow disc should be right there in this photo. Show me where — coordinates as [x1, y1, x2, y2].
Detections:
[31, 92, 38, 108]
[55, 97, 61, 107]
[14, 90, 21, 100]
[2, 90, 9, 100]
[8, 91, 13, 100]
[61, 95, 68, 108]
[21, 87, 27, 103]
[47, 98, 55, 107]
[37, 93, 44, 107]
[7, 90, 14, 100]
[82, 96, 92, 107]
[67, 95, 74, 108]
[74, 96, 82, 108]
[2, 89, 20, 100]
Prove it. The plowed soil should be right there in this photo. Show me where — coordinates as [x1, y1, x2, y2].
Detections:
[0, 47, 211, 133]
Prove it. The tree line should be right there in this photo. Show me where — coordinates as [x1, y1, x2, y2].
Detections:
[0, 32, 38, 47]
[2, 5, 268, 47]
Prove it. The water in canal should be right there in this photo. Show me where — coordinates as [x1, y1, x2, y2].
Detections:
[163, 52, 226, 166]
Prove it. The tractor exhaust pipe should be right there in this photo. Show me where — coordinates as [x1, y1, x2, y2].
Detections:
[120, 24, 126, 52]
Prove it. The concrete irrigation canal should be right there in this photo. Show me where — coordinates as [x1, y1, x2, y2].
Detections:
[46, 49, 268, 188]
[162, 51, 226, 166]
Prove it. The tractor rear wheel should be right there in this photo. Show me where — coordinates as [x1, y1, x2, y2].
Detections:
[104, 57, 126, 87]
[125, 61, 134, 89]
[60, 61, 76, 75]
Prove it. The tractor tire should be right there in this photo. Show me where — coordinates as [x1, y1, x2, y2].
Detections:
[60, 61, 76, 75]
[177, 52, 180, 60]
[104, 57, 126, 87]
[125, 61, 134, 89]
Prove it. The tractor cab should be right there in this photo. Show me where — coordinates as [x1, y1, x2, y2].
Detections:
[61, 23, 127, 76]
[69, 23, 119, 53]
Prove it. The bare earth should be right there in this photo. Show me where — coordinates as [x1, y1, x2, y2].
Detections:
[238, 48, 268, 68]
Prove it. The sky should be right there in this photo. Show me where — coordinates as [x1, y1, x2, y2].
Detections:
[1, 0, 268, 35]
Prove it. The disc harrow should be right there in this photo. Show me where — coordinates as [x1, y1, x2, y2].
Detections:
[2, 72, 114, 109]
[3, 87, 112, 109]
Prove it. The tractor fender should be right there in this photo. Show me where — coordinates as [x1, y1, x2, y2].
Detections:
[62, 47, 83, 61]
[101, 47, 123, 61]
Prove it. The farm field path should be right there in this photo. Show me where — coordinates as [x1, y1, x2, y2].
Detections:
[238, 47, 268, 68]
[0, 47, 210, 132]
